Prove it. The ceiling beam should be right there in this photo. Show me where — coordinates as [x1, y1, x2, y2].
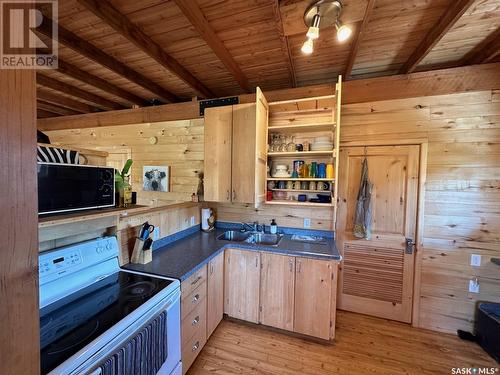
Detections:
[399, 0, 475, 74]
[462, 26, 500, 65]
[272, 0, 296, 87]
[38, 100, 83, 116]
[37, 89, 101, 113]
[38, 109, 60, 118]
[77, 0, 215, 98]
[57, 60, 149, 106]
[37, 18, 180, 103]
[37, 74, 125, 111]
[344, 0, 375, 79]
[174, 0, 251, 93]
[37, 63, 500, 131]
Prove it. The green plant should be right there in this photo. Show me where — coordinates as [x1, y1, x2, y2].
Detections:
[115, 159, 133, 188]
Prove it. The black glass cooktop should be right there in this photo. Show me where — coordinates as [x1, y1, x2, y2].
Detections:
[40, 271, 173, 374]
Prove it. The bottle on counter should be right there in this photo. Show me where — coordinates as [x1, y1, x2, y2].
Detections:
[270, 219, 278, 234]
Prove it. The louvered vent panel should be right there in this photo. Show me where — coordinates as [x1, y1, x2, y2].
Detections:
[342, 243, 404, 303]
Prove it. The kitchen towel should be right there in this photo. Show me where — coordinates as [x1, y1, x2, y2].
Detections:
[353, 157, 373, 240]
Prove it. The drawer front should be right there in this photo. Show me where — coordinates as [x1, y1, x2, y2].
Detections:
[181, 281, 206, 320]
[182, 298, 207, 347]
[181, 327, 207, 374]
[181, 265, 207, 299]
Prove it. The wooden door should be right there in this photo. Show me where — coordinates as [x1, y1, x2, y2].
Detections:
[337, 145, 420, 323]
[207, 251, 224, 337]
[204, 106, 233, 202]
[259, 253, 295, 331]
[294, 258, 333, 340]
[231, 87, 268, 205]
[224, 249, 260, 323]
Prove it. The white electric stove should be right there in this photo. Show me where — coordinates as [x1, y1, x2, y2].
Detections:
[39, 237, 181, 375]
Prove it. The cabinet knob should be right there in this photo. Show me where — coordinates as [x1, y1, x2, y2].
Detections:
[192, 294, 200, 303]
[192, 316, 200, 326]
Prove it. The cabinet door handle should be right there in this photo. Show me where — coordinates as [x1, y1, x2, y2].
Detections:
[289, 260, 293, 272]
[255, 257, 258, 268]
[210, 264, 214, 275]
[297, 261, 301, 273]
[191, 275, 202, 286]
[232, 190, 236, 200]
[192, 316, 200, 326]
[192, 294, 200, 303]
[192, 341, 200, 352]
[226, 190, 230, 201]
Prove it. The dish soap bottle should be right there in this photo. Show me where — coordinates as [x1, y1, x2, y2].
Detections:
[270, 219, 278, 234]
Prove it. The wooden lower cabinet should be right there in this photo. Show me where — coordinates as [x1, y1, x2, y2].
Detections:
[181, 253, 226, 374]
[224, 248, 261, 323]
[294, 258, 334, 340]
[207, 252, 224, 337]
[259, 253, 295, 331]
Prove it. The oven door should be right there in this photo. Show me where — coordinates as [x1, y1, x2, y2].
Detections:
[69, 288, 181, 375]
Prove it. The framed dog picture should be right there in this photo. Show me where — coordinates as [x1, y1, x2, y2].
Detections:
[143, 166, 170, 192]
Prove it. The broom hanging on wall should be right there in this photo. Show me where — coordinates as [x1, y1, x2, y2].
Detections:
[353, 156, 373, 240]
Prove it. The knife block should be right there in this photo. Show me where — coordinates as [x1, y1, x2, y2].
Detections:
[130, 237, 152, 264]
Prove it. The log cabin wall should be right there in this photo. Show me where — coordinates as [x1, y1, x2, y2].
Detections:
[45, 87, 499, 334]
[46, 118, 204, 204]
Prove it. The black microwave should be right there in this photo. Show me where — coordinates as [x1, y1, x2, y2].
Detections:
[38, 163, 115, 215]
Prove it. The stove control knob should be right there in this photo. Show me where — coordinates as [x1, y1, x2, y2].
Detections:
[96, 246, 103, 254]
[106, 242, 112, 251]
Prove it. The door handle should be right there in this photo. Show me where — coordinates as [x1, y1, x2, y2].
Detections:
[226, 190, 230, 201]
[405, 238, 415, 254]
[232, 189, 236, 201]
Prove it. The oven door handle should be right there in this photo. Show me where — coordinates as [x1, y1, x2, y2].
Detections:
[89, 369, 102, 375]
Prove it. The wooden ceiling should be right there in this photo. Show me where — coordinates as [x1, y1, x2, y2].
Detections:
[36, 0, 500, 119]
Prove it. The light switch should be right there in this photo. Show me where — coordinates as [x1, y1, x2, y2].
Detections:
[470, 254, 481, 267]
[469, 278, 480, 294]
[304, 218, 311, 228]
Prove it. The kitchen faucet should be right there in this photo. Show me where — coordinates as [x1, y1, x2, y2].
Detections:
[240, 221, 264, 233]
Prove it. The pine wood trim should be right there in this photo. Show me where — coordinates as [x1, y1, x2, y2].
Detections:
[399, 0, 475, 74]
[344, 0, 375, 79]
[37, 74, 124, 111]
[37, 16, 179, 103]
[174, 0, 251, 93]
[37, 62, 500, 131]
[76, 0, 214, 98]
[57, 60, 149, 106]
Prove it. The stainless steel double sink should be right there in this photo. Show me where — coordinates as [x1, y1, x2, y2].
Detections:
[217, 230, 283, 247]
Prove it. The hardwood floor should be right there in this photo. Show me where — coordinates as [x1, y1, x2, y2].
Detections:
[188, 311, 497, 375]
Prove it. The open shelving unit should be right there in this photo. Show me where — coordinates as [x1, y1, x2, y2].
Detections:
[264, 76, 342, 212]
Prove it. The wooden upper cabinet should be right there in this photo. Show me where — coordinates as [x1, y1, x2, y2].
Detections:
[204, 105, 233, 202]
[224, 249, 260, 323]
[206, 251, 224, 338]
[259, 252, 295, 331]
[294, 258, 333, 340]
[204, 88, 268, 205]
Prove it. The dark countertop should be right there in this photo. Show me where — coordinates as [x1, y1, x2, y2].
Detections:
[123, 229, 341, 281]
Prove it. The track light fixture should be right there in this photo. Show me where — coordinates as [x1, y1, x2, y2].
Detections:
[302, 0, 352, 54]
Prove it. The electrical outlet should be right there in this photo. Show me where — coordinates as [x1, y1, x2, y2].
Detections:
[153, 227, 160, 241]
[469, 279, 480, 294]
[304, 218, 311, 228]
[470, 254, 481, 267]
[190, 216, 196, 226]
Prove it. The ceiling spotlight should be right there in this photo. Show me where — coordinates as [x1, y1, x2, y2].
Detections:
[306, 13, 321, 40]
[303, 0, 351, 54]
[301, 38, 314, 54]
[336, 22, 352, 42]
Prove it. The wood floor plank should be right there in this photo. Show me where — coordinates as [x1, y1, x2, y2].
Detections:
[188, 311, 497, 375]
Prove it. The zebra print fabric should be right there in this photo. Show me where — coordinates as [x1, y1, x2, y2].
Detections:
[37, 145, 80, 164]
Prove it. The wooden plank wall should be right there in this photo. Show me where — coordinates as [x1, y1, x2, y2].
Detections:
[0, 71, 39, 374]
[341, 89, 500, 333]
[47, 119, 204, 203]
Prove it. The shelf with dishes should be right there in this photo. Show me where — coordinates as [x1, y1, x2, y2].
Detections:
[265, 200, 336, 207]
[266, 178, 334, 206]
[267, 150, 336, 157]
[268, 122, 335, 134]
[267, 177, 335, 181]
